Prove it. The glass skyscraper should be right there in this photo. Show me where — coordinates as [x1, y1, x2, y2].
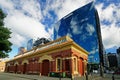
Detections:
[54, 2, 102, 63]
[27, 39, 34, 51]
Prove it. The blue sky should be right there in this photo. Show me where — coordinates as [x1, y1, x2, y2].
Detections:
[0, 0, 120, 60]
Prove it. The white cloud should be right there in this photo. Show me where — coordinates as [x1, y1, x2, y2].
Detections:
[0, 0, 50, 47]
[96, 3, 120, 49]
[0, 0, 14, 11]
[56, 0, 93, 20]
[4, 13, 49, 39]
[9, 32, 26, 47]
[43, 0, 93, 21]
[96, 3, 116, 23]
[115, 8, 120, 21]
[90, 48, 98, 54]
[101, 23, 120, 49]
[86, 24, 95, 36]
[70, 17, 82, 35]
[20, 0, 42, 21]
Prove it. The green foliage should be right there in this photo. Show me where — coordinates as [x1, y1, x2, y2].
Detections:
[0, 9, 12, 58]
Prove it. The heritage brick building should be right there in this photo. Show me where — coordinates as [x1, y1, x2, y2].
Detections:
[0, 60, 6, 72]
[5, 36, 88, 78]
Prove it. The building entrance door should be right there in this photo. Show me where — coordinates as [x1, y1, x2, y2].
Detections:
[65, 60, 70, 71]
[7, 66, 9, 72]
[42, 60, 49, 76]
[15, 65, 18, 73]
[23, 63, 27, 74]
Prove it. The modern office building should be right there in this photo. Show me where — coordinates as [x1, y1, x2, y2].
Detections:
[18, 47, 26, 54]
[53, 2, 102, 63]
[5, 1, 103, 78]
[117, 47, 120, 68]
[27, 39, 34, 51]
[5, 36, 88, 78]
[107, 53, 118, 68]
[103, 53, 109, 68]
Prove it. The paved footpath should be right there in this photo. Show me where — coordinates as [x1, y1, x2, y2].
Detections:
[0, 72, 69, 80]
[0, 72, 120, 80]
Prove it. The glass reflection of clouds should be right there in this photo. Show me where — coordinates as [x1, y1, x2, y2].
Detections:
[54, 2, 99, 63]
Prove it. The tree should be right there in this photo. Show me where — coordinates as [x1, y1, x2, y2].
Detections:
[33, 38, 50, 47]
[0, 9, 12, 58]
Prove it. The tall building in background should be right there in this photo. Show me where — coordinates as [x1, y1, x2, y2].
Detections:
[27, 39, 34, 51]
[102, 47, 109, 69]
[18, 47, 26, 54]
[103, 53, 109, 68]
[117, 47, 120, 68]
[54, 2, 103, 63]
[107, 53, 118, 68]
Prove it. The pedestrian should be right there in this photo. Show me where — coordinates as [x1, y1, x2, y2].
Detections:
[112, 73, 115, 80]
[85, 72, 88, 80]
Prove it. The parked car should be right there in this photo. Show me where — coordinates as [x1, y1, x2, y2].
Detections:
[106, 71, 114, 74]
[114, 70, 120, 75]
[93, 70, 98, 73]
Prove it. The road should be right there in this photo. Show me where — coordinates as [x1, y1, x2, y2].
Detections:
[0, 72, 68, 80]
[0, 72, 120, 80]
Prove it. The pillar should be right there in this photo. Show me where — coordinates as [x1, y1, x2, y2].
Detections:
[83, 60, 87, 75]
[39, 63, 42, 76]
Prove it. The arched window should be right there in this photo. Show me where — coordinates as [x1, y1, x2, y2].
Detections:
[56, 58, 62, 71]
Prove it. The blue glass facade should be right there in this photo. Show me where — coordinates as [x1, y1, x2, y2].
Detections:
[54, 2, 100, 63]
[27, 39, 34, 51]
